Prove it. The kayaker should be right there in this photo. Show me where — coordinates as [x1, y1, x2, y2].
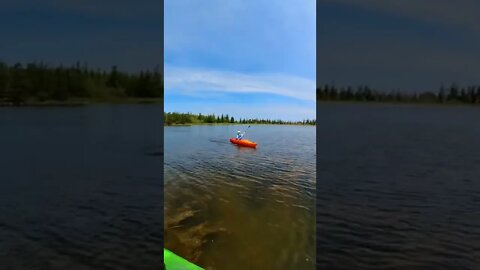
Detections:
[236, 130, 245, 140]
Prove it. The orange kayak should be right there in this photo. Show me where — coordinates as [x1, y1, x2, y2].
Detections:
[230, 138, 257, 148]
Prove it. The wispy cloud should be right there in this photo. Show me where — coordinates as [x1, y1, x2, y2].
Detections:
[164, 1, 315, 121]
[165, 66, 316, 101]
[165, 0, 315, 79]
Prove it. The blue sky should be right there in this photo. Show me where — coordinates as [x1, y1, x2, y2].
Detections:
[318, 0, 480, 92]
[0, 0, 162, 72]
[164, 0, 316, 121]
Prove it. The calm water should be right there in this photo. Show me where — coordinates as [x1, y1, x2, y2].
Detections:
[317, 103, 480, 269]
[164, 125, 316, 270]
[0, 105, 163, 270]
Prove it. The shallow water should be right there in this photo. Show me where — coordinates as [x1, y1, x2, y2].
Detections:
[164, 125, 316, 270]
[0, 105, 163, 270]
[317, 103, 480, 269]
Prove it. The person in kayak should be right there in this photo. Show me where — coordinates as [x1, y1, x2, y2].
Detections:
[236, 130, 245, 140]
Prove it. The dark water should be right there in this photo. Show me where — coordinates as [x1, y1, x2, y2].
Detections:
[164, 125, 316, 270]
[0, 105, 163, 270]
[317, 103, 480, 269]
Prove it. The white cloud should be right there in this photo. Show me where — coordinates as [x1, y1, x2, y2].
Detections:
[165, 65, 316, 101]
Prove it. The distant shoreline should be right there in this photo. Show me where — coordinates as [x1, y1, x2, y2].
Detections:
[317, 84, 480, 106]
[164, 123, 314, 126]
[0, 98, 163, 107]
[3, 99, 478, 109]
[164, 112, 316, 126]
[316, 100, 480, 108]
[0, 61, 163, 107]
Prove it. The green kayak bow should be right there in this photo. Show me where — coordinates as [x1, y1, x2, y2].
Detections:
[164, 249, 204, 270]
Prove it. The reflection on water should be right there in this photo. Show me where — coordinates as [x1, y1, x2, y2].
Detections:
[233, 145, 257, 153]
[164, 125, 316, 270]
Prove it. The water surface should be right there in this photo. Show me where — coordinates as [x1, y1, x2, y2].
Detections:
[164, 125, 316, 270]
[317, 103, 480, 269]
[0, 105, 163, 270]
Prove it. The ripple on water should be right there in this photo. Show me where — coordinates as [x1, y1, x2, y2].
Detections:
[317, 104, 480, 269]
[165, 126, 316, 270]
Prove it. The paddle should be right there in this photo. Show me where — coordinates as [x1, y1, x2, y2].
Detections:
[235, 125, 250, 140]
[243, 125, 250, 138]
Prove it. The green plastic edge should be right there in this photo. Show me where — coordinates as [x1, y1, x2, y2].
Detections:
[164, 249, 204, 270]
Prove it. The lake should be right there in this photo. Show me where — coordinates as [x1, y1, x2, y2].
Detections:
[0, 105, 163, 270]
[4, 103, 476, 269]
[317, 103, 480, 269]
[164, 125, 316, 270]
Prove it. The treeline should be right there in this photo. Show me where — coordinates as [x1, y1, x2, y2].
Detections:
[164, 112, 316, 125]
[317, 83, 480, 104]
[0, 61, 162, 104]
